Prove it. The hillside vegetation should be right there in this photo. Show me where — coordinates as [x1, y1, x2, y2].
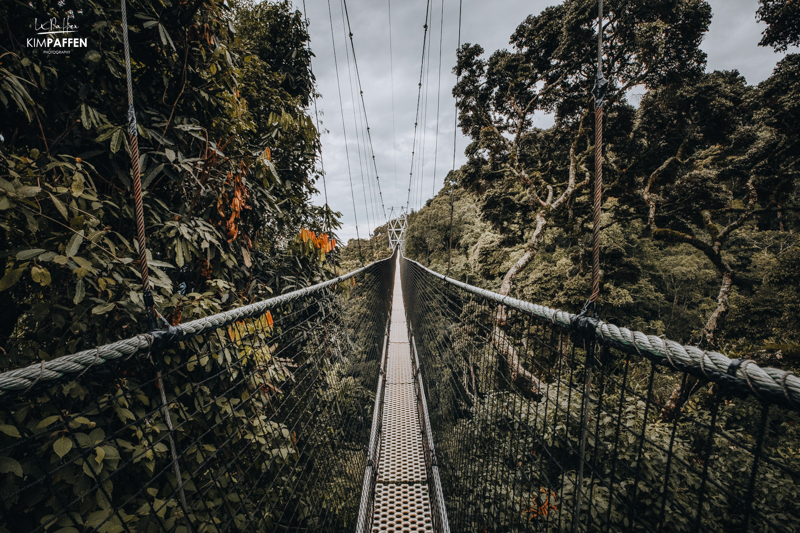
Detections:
[394, 0, 800, 367]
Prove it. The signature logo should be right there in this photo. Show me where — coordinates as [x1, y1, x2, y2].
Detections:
[27, 13, 88, 53]
[34, 16, 80, 35]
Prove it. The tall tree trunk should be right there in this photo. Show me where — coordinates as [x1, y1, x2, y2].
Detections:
[703, 270, 733, 346]
[496, 209, 548, 324]
[491, 209, 549, 393]
[489, 127, 589, 395]
[660, 268, 733, 421]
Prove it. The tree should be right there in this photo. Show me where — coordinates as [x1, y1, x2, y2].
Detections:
[452, 0, 712, 391]
[0, 0, 335, 364]
[757, 0, 800, 51]
[0, 1, 351, 530]
[630, 71, 755, 345]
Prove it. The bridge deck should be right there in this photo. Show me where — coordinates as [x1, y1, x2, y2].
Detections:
[371, 257, 434, 532]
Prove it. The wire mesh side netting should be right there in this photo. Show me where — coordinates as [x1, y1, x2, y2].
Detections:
[401, 256, 800, 533]
[0, 253, 395, 533]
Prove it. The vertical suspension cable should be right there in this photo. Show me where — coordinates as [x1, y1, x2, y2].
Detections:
[327, 0, 363, 264]
[120, 0, 190, 524]
[387, 0, 399, 208]
[425, 0, 446, 265]
[301, 0, 331, 236]
[431, 0, 445, 199]
[589, 0, 607, 306]
[446, 0, 463, 277]
[418, 18, 434, 210]
[407, 0, 432, 212]
[573, 2, 606, 529]
[120, 0, 154, 330]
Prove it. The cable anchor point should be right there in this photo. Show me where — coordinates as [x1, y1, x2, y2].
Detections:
[592, 73, 608, 108]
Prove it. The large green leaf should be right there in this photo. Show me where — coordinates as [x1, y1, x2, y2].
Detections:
[48, 193, 69, 221]
[0, 457, 22, 478]
[92, 302, 115, 315]
[16, 249, 45, 260]
[0, 268, 23, 291]
[110, 129, 123, 154]
[53, 436, 72, 458]
[66, 231, 84, 257]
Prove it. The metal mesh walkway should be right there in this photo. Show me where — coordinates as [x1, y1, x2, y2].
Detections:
[371, 257, 435, 532]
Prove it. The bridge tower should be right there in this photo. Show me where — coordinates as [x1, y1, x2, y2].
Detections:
[387, 207, 407, 251]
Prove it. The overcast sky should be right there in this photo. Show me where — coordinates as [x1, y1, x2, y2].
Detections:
[291, 0, 793, 242]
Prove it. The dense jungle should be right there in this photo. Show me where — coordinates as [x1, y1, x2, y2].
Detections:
[1, 0, 800, 530]
[350, 0, 800, 367]
[0, 1, 367, 530]
[0, 0, 344, 365]
[338, 3, 800, 528]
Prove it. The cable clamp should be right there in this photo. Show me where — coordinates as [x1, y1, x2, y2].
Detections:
[143, 290, 155, 308]
[572, 300, 599, 340]
[150, 316, 185, 353]
[726, 358, 743, 377]
[592, 73, 608, 107]
[128, 104, 138, 136]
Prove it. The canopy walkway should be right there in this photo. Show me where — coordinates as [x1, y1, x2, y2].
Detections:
[0, 251, 798, 533]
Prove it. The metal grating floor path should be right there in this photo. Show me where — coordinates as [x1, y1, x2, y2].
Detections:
[371, 258, 434, 532]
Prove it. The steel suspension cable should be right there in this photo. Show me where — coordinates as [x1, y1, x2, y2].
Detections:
[574, 3, 607, 527]
[446, 0, 463, 277]
[341, 0, 389, 227]
[337, 0, 376, 240]
[301, 0, 331, 236]
[431, 0, 445, 199]
[120, 0, 154, 330]
[416, 25, 433, 210]
[406, 0, 432, 212]
[589, 0, 607, 307]
[387, 0, 399, 205]
[327, 0, 363, 264]
[424, 0, 446, 265]
[120, 0, 190, 524]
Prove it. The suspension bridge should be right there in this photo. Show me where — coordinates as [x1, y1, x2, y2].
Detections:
[1, 0, 796, 528]
[0, 247, 798, 532]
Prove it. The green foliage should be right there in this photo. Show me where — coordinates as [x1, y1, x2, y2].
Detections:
[0, 262, 391, 532]
[757, 0, 800, 52]
[408, 1, 800, 353]
[0, 0, 339, 366]
[406, 5, 800, 524]
[337, 223, 392, 272]
[0, 1, 364, 531]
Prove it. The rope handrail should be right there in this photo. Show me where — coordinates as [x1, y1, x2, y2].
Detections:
[0, 251, 396, 399]
[401, 253, 800, 411]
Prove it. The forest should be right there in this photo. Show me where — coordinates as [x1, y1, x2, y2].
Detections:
[340, 3, 800, 528]
[0, 0, 799, 530]
[0, 1, 361, 531]
[344, 0, 800, 367]
[0, 0, 343, 367]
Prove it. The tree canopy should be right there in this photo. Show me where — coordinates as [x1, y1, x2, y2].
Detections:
[405, 0, 799, 359]
[757, 0, 800, 51]
[0, 0, 338, 366]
